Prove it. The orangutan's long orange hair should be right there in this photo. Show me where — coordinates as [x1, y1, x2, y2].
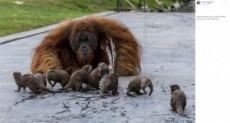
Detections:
[31, 16, 142, 76]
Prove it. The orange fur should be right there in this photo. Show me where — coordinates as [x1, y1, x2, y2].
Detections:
[31, 16, 142, 76]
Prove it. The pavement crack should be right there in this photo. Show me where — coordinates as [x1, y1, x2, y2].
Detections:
[55, 109, 70, 114]
[81, 100, 90, 111]
[111, 97, 120, 104]
[62, 103, 70, 109]
[0, 94, 37, 122]
[68, 95, 95, 101]
[120, 111, 126, 116]
[102, 101, 108, 108]
[79, 96, 101, 117]
[14, 94, 37, 105]
[55, 103, 70, 114]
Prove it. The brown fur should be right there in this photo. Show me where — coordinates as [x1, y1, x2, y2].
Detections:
[170, 84, 187, 116]
[31, 16, 142, 76]
[127, 76, 153, 97]
[100, 73, 119, 98]
[13, 72, 54, 93]
[33, 73, 47, 87]
[62, 65, 92, 91]
[46, 69, 70, 87]
[85, 62, 109, 90]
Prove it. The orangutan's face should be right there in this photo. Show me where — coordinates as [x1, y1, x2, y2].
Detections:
[70, 31, 98, 64]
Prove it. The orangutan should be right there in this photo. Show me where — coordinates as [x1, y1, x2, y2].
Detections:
[31, 15, 142, 76]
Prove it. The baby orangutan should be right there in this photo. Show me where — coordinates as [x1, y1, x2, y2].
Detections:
[13, 72, 54, 93]
[100, 73, 119, 98]
[127, 76, 153, 97]
[45, 69, 70, 87]
[62, 65, 92, 91]
[170, 84, 187, 116]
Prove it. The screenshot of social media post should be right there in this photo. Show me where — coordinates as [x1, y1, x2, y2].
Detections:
[196, 0, 230, 21]
[196, 0, 230, 123]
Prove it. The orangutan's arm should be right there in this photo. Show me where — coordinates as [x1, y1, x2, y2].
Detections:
[31, 47, 63, 74]
[31, 20, 74, 74]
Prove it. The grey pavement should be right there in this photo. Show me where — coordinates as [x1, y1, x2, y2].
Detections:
[0, 12, 195, 123]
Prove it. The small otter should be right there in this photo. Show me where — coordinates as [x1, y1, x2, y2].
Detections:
[45, 69, 70, 87]
[62, 65, 92, 91]
[84, 62, 109, 91]
[34, 73, 46, 87]
[13, 72, 26, 91]
[170, 84, 187, 116]
[100, 73, 119, 98]
[127, 76, 153, 97]
[13, 72, 54, 93]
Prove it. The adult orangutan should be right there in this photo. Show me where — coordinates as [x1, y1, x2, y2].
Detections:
[31, 15, 141, 76]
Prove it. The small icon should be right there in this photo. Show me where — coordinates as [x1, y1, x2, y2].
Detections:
[197, 1, 201, 5]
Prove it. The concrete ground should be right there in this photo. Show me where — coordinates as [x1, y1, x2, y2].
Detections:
[0, 12, 195, 123]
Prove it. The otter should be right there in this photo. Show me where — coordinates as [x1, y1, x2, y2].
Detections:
[170, 84, 187, 116]
[13, 72, 54, 93]
[127, 76, 153, 97]
[100, 73, 119, 98]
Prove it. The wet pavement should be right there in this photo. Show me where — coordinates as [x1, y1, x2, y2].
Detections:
[0, 12, 195, 123]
